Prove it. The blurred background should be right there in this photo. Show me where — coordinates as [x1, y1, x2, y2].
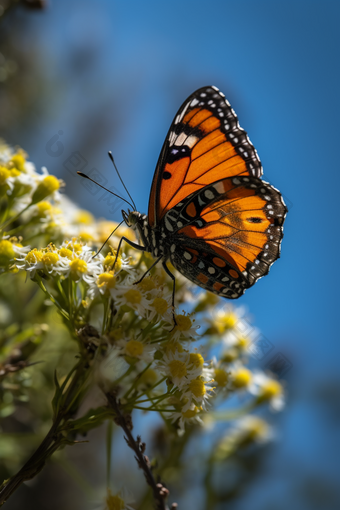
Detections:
[1, 0, 340, 509]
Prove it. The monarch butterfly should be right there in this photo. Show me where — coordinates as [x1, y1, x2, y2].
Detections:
[81, 86, 287, 322]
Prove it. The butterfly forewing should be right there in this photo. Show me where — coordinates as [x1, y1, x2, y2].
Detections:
[148, 86, 263, 228]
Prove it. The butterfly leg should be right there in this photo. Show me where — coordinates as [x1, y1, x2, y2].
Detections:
[162, 261, 177, 327]
[133, 256, 163, 285]
[113, 236, 146, 269]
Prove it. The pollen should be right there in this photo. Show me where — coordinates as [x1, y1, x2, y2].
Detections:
[10, 168, 21, 177]
[259, 379, 282, 400]
[164, 342, 184, 355]
[59, 247, 73, 259]
[105, 490, 125, 510]
[0, 166, 11, 184]
[31, 175, 60, 204]
[189, 378, 206, 398]
[214, 368, 229, 387]
[138, 277, 156, 292]
[232, 367, 252, 389]
[42, 252, 59, 265]
[152, 297, 168, 314]
[125, 339, 144, 358]
[10, 153, 26, 172]
[69, 258, 87, 275]
[97, 272, 116, 289]
[189, 352, 204, 370]
[138, 368, 158, 386]
[25, 249, 43, 264]
[175, 314, 192, 331]
[237, 336, 250, 349]
[0, 240, 15, 265]
[79, 232, 94, 242]
[183, 407, 199, 419]
[124, 289, 142, 304]
[36, 201, 53, 217]
[75, 210, 94, 224]
[168, 359, 187, 379]
[104, 253, 121, 272]
[221, 312, 238, 330]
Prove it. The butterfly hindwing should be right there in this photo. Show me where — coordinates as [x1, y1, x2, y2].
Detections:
[164, 175, 287, 297]
[148, 86, 263, 227]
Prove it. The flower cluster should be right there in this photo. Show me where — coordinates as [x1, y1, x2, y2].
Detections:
[0, 142, 287, 508]
[0, 142, 285, 435]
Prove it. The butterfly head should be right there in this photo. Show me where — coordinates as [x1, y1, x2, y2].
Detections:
[122, 209, 141, 228]
[122, 209, 151, 252]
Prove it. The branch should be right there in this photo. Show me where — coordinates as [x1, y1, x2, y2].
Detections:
[0, 324, 100, 507]
[105, 391, 177, 510]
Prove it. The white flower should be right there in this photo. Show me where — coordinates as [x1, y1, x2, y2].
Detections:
[117, 337, 155, 363]
[93, 487, 135, 510]
[157, 349, 202, 390]
[223, 325, 260, 352]
[181, 377, 214, 412]
[165, 312, 200, 341]
[146, 291, 173, 323]
[170, 404, 203, 435]
[234, 415, 275, 444]
[250, 371, 285, 411]
[113, 281, 152, 317]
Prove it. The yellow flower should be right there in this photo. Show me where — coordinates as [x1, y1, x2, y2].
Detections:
[124, 289, 142, 305]
[151, 296, 168, 315]
[175, 314, 192, 332]
[69, 258, 87, 280]
[164, 341, 184, 355]
[189, 352, 204, 370]
[182, 406, 199, 419]
[58, 247, 73, 259]
[138, 368, 158, 387]
[35, 201, 53, 218]
[125, 339, 144, 358]
[10, 153, 26, 172]
[79, 232, 94, 243]
[105, 490, 125, 510]
[0, 166, 11, 195]
[42, 252, 59, 265]
[31, 175, 60, 204]
[214, 368, 229, 387]
[25, 249, 43, 264]
[232, 367, 252, 389]
[103, 253, 121, 272]
[168, 359, 187, 379]
[0, 240, 15, 266]
[75, 210, 94, 224]
[189, 378, 206, 398]
[97, 272, 116, 290]
[137, 277, 156, 292]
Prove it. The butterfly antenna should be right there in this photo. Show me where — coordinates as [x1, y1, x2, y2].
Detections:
[92, 219, 125, 258]
[77, 172, 134, 210]
[108, 151, 137, 211]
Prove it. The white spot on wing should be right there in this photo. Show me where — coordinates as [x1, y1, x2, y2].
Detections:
[214, 182, 225, 194]
[175, 101, 190, 124]
[185, 135, 198, 148]
[175, 132, 187, 146]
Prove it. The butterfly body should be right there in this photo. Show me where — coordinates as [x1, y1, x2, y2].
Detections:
[120, 85, 287, 308]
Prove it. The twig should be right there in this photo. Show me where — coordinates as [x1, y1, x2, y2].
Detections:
[105, 391, 177, 510]
[0, 324, 99, 506]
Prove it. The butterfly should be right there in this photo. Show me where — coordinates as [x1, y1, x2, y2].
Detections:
[115, 86, 287, 319]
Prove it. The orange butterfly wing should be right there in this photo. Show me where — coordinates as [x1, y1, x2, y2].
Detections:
[165, 176, 287, 297]
[148, 86, 262, 227]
